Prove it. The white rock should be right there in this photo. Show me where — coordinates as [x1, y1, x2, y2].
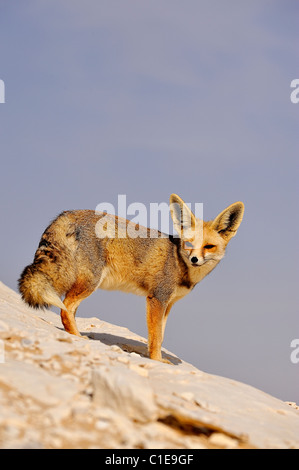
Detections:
[95, 419, 109, 431]
[0, 359, 79, 407]
[45, 404, 72, 425]
[117, 356, 130, 364]
[0, 281, 298, 449]
[129, 364, 149, 377]
[91, 364, 158, 423]
[209, 432, 239, 448]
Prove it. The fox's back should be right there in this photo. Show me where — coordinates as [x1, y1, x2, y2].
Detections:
[38, 210, 183, 298]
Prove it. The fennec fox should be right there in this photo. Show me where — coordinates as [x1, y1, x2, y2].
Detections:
[19, 194, 244, 362]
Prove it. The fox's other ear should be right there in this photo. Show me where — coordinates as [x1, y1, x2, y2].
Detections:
[169, 194, 196, 240]
[211, 202, 244, 241]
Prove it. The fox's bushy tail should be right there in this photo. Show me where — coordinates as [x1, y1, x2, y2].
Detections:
[18, 263, 67, 311]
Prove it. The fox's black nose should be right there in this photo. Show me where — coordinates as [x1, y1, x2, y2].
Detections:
[191, 256, 198, 264]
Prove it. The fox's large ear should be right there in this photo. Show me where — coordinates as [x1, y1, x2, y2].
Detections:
[211, 202, 244, 242]
[169, 194, 196, 239]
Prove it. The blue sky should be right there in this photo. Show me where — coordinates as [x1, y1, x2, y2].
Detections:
[0, 1, 298, 402]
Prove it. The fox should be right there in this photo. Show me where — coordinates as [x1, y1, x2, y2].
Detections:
[18, 194, 244, 362]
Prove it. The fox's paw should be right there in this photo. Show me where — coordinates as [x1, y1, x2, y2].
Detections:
[162, 358, 173, 365]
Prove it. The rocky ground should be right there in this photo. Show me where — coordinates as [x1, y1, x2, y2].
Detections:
[0, 281, 298, 449]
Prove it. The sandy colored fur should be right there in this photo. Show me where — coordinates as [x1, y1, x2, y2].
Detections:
[19, 197, 244, 361]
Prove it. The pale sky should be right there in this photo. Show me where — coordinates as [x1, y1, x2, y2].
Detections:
[0, 1, 298, 403]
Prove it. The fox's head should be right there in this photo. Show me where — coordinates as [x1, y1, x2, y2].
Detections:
[170, 194, 244, 268]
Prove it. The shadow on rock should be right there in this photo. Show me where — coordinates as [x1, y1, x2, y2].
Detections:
[85, 331, 182, 365]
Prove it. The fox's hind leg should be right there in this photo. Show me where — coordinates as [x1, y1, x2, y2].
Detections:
[60, 279, 96, 337]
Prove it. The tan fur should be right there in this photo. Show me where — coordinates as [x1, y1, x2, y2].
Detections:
[19, 195, 244, 362]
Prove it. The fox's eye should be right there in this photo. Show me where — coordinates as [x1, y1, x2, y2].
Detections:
[204, 244, 216, 249]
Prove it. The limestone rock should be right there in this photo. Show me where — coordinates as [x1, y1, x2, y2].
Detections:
[0, 359, 79, 406]
[91, 364, 157, 422]
[0, 281, 298, 449]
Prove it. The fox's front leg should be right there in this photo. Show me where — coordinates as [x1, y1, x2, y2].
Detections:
[146, 296, 166, 361]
